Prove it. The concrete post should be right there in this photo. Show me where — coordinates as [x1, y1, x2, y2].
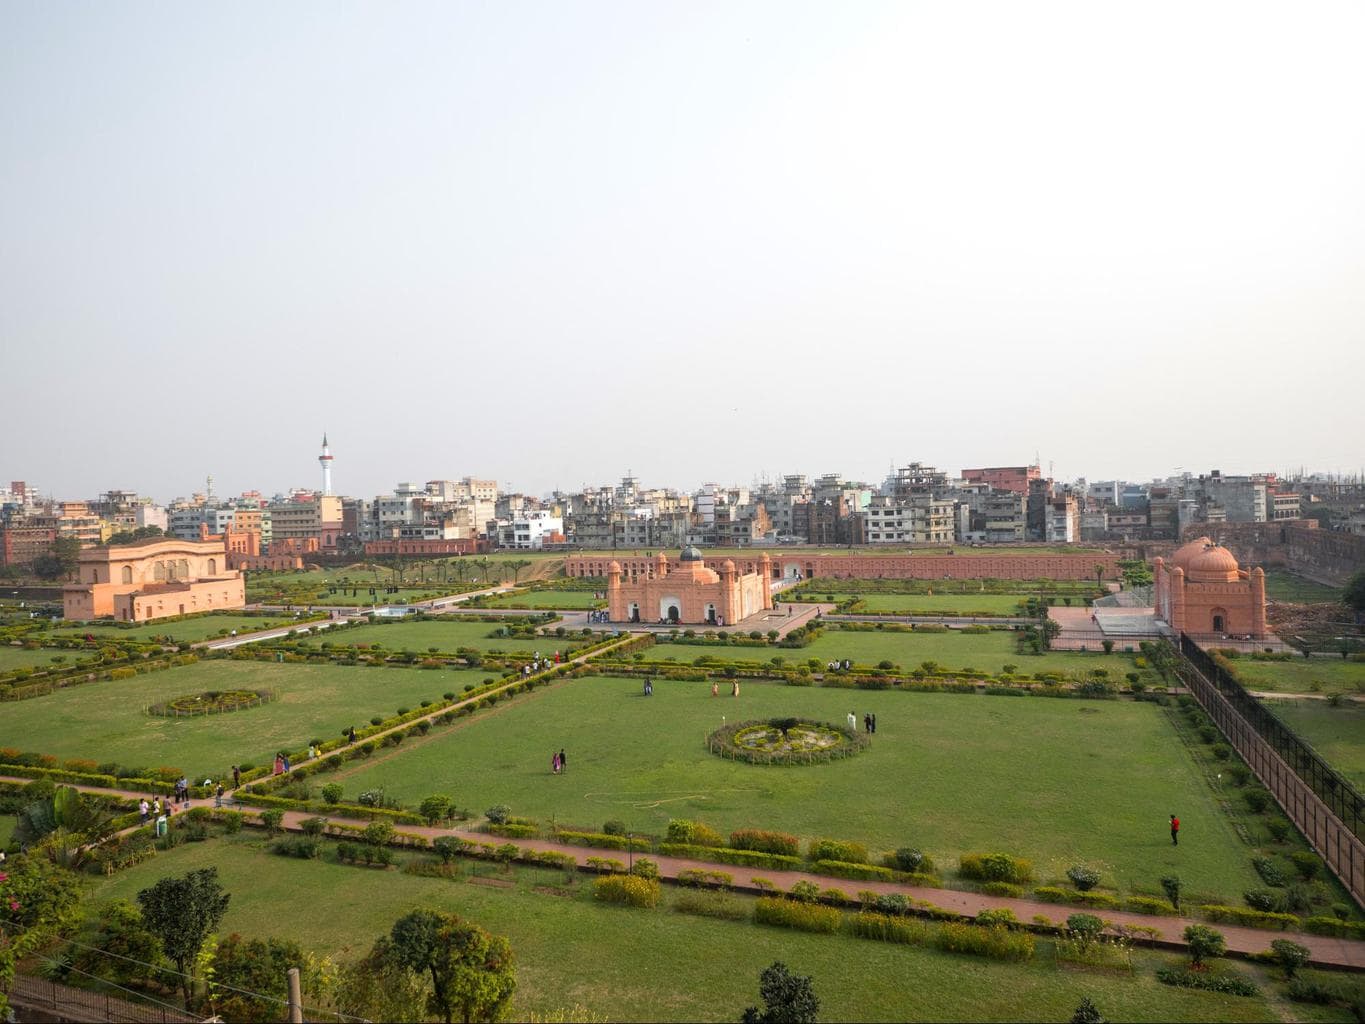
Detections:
[287, 967, 303, 1023]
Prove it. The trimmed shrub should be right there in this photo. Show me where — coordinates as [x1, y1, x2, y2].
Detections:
[1252, 857, 1287, 887]
[1183, 924, 1227, 966]
[1198, 905, 1299, 931]
[1270, 938, 1311, 979]
[753, 896, 842, 934]
[851, 911, 931, 946]
[813, 860, 894, 883]
[959, 852, 1033, 884]
[729, 829, 800, 857]
[1155, 968, 1257, 997]
[665, 818, 725, 848]
[935, 922, 1035, 962]
[1066, 866, 1100, 891]
[809, 838, 869, 864]
[593, 874, 661, 908]
[1289, 851, 1322, 880]
[1243, 789, 1271, 813]
[1125, 896, 1177, 915]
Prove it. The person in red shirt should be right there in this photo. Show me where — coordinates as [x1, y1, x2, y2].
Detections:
[1170, 814, 1180, 846]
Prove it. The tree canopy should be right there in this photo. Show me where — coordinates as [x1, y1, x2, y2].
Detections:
[385, 909, 516, 1024]
[137, 868, 230, 1002]
[741, 961, 820, 1024]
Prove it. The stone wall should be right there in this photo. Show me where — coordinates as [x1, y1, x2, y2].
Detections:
[570, 552, 1121, 581]
[1183, 520, 1365, 585]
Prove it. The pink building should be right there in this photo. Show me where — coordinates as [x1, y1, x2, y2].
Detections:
[63, 537, 245, 621]
[1154, 536, 1267, 639]
[608, 547, 771, 625]
[960, 466, 1041, 495]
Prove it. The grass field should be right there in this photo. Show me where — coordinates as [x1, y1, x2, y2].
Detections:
[1262, 570, 1345, 604]
[484, 590, 604, 609]
[0, 660, 488, 778]
[647, 629, 1148, 679]
[333, 675, 1256, 898]
[1226, 657, 1365, 695]
[87, 837, 1293, 1023]
[244, 567, 486, 606]
[829, 594, 1028, 614]
[50, 614, 297, 643]
[0, 645, 73, 670]
[320, 619, 585, 655]
[1266, 699, 1365, 789]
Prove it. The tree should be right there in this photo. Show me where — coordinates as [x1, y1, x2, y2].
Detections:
[1269, 938, 1310, 979]
[1071, 996, 1106, 1024]
[1160, 875, 1181, 910]
[137, 868, 231, 1003]
[334, 939, 427, 1023]
[1344, 571, 1365, 616]
[386, 909, 516, 1024]
[420, 795, 453, 826]
[210, 933, 306, 1023]
[741, 961, 820, 1024]
[31, 554, 67, 580]
[1040, 618, 1062, 649]
[1182, 924, 1226, 968]
[508, 559, 533, 584]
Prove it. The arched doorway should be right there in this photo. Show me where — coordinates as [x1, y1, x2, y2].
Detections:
[629, 603, 640, 623]
[705, 603, 717, 625]
[667, 605, 680, 624]
[1211, 608, 1228, 634]
[659, 596, 682, 623]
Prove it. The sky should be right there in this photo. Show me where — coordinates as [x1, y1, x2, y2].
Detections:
[2, 1, 1363, 502]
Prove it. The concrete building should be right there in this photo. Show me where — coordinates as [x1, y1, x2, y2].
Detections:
[608, 547, 771, 625]
[63, 537, 245, 622]
[1154, 536, 1267, 639]
[961, 465, 1041, 495]
[498, 511, 563, 549]
[1045, 494, 1080, 543]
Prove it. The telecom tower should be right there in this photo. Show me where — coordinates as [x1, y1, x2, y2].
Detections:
[319, 434, 334, 496]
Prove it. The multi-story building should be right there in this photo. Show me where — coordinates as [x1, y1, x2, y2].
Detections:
[63, 536, 244, 622]
[1196, 471, 1268, 523]
[266, 495, 343, 550]
[960, 465, 1041, 495]
[496, 510, 563, 549]
[1045, 494, 1080, 543]
[862, 495, 954, 544]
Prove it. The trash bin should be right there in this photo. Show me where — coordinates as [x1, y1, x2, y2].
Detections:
[155, 815, 168, 837]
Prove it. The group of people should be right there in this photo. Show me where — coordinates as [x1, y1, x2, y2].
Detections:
[587, 610, 611, 623]
[710, 679, 741, 697]
[846, 711, 878, 733]
[642, 678, 654, 696]
[272, 752, 292, 775]
[827, 659, 853, 672]
[172, 776, 192, 804]
[551, 748, 568, 774]
[521, 650, 561, 676]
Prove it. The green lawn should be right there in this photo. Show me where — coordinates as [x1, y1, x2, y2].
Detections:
[50, 614, 296, 643]
[1226, 657, 1365, 696]
[88, 837, 1289, 1023]
[244, 567, 484, 606]
[647, 629, 1146, 680]
[322, 619, 585, 655]
[0, 645, 73, 670]
[1262, 570, 1345, 604]
[484, 590, 604, 609]
[829, 593, 1028, 614]
[0, 660, 488, 779]
[1265, 699, 1365, 789]
[335, 675, 1257, 899]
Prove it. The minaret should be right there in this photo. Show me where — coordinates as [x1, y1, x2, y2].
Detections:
[318, 434, 334, 496]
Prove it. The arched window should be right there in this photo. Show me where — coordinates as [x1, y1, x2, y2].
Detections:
[121, 565, 132, 584]
[207, 559, 217, 575]
[177, 559, 189, 579]
[153, 561, 167, 582]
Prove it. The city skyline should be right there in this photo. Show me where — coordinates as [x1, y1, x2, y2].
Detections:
[3, 2, 1363, 499]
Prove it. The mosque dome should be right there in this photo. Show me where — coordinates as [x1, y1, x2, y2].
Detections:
[1186, 544, 1240, 582]
[680, 545, 704, 562]
[1170, 537, 1213, 571]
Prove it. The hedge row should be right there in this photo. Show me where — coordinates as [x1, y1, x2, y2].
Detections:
[658, 843, 804, 872]
[554, 829, 652, 852]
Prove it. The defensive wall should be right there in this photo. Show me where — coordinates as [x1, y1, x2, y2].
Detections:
[566, 551, 1122, 581]
[1182, 520, 1365, 586]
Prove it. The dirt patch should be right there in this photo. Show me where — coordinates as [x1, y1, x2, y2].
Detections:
[468, 875, 515, 889]
[533, 884, 575, 897]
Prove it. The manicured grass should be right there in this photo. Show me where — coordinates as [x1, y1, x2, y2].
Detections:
[1262, 570, 1345, 604]
[244, 566, 483, 606]
[88, 837, 1286, 1023]
[1225, 656, 1365, 696]
[323, 619, 585, 655]
[0, 645, 72, 670]
[832, 593, 1028, 614]
[336, 675, 1257, 899]
[648, 629, 1147, 679]
[0, 660, 487, 778]
[1265, 699, 1365, 789]
[485, 590, 604, 609]
[0, 814, 15, 848]
[50, 614, 296, 643]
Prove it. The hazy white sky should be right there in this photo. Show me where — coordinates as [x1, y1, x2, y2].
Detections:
[3, 1, 1363, 501]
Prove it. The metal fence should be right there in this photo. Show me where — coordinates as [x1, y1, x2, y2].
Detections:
[1174, 635, 1365, 907]
[9, 973, 198, 1023]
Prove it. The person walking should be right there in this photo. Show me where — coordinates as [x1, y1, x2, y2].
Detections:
[215, 783, 224, 808]
[863, 713, 872, 733]
[871, 713, 877, 734]
[711, 680, 719, 697]
[848, 711, 857, 732]
[1170, 814, 1180, 846]
[559, 748, 567, 772]
[139, 798, 150, 823]
[552, 752, 560, 774]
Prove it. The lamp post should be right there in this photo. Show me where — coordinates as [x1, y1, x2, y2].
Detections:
[627, 832, 634, 875]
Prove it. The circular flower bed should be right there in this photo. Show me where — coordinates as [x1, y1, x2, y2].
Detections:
[147, 690, 274, 717]
[706, 717, 869, 765]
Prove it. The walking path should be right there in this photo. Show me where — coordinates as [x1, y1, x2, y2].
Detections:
[9, 771, 1362, 969]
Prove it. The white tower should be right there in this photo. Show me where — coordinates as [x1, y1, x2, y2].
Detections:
[318, 434, 334, 496]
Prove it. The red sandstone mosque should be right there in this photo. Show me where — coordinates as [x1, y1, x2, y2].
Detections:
[63, 536, 246, 622]
[1154, 536, 1267, 639]
[608, 546, 771, 625]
